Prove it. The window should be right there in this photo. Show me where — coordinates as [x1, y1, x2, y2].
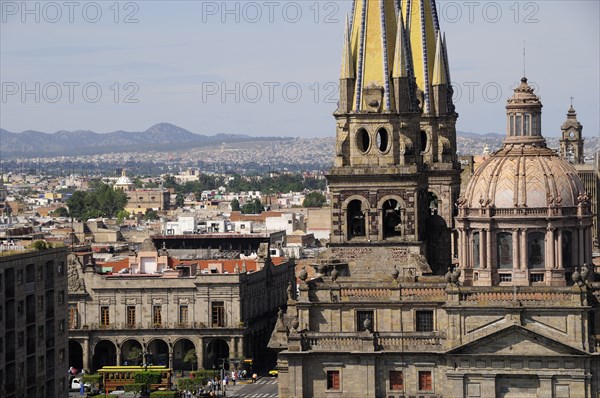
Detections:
[100, 306, 110, 326]
[58, 291, 65, 305]
[179, 305, 189, 325]
[528, 231, 545, 269]
[509, 114, 514, 135]
[18, 332, 24, 347]
[418, 371, 433, 391]
[515, 114, 522, 135]
[59, 349, 65, 362]
[327, 370, 340, 390]
[496, 232, 513, 269]
[17, 270, 23, 285]
[356, 310, 374, 332]
[57, 262, 64, 275]
[416, 310, 434, 332]
[499, 273, 512, 282]
[38, 296, 44, 310]
[524, 114, 530, 134]
[59, 320, 65, 333]
[37, 266, 43, 280]
[153, 306, 162, 326]
[530, 273, 544, 283]
[126, 306, 136, 327]
[68, 305, 78, 329]
[211, 302, 225, 327]
[389, 370, 403, 391]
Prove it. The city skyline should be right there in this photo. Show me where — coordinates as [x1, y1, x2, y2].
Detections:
[1, 1, 598, 138]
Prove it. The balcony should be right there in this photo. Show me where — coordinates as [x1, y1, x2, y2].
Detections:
[300, 331, 445, 352]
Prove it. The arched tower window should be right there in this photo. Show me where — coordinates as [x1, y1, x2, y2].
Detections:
[420, 130, 428, 153]
[347, 200, 366, 239]
[528, 232, 545, 269]
[496, 232, 513, 269]
[382, 199, 401, 238]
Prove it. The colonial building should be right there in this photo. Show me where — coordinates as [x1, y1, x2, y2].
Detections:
[68, 235, 295, 374]
[269, 1, 600, 397]
[0, 247, 69, 398]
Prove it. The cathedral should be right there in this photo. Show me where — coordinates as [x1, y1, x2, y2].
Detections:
[269, 1, 600, 397]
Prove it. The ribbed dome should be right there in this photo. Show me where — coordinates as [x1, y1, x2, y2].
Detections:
[464, 145, 584, 208]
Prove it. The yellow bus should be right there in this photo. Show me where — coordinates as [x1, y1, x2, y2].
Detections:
[97, 366, 172, 392]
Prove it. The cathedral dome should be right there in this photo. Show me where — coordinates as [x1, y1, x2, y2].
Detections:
[462, 77, 585, 210]
[464, 145, 584, 208]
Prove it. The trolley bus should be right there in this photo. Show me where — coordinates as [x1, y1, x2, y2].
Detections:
[97, 366, 172, 393]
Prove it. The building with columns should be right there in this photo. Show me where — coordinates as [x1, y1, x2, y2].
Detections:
[455, 78, 593, 287]
[269, 1, 600, 397]
[67, 235, 295, 374]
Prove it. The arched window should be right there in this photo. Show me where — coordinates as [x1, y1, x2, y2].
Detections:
[382, 199, 401, 238]
[496, 232, 512, 269]
[347, 200, 366, 239]
[420, 130, 428, 152]
[528, 232, 545, 269]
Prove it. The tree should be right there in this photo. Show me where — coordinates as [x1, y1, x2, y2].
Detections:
[241, 198, 264, 214]
[50, 207, 70, 217]
[175, 193, 185, 208]
[230, 198, 241, 211]
[124, 383, 144, 398]
[32, 240, 50, 250]
[116, 210, 131, 224]
[303, 192, 327, 208]
[183, 349, 197, 371]
[127, 347, 143, 365]
[143, 210, 159, 221]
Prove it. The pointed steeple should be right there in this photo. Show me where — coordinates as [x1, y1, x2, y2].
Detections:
[392, 13, 408, 78]
[442, 32, 452, 85]
[340, 14, 355, 79]
[432, 32, 447, 85]
[401, 0, 441, 114]
[349, 0, 399, 111]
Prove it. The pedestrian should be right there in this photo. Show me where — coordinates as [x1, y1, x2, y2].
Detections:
[252, 373, 257, 383]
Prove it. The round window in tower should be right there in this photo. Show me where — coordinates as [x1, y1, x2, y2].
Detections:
[356, 128, 370, 153]
[376, 128, 389, 153]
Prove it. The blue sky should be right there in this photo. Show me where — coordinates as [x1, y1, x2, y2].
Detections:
[1, 1, 598, 138]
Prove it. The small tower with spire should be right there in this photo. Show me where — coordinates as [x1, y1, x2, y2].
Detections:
[559, 101, 584, 164]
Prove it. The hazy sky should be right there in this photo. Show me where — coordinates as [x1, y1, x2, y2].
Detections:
[1, 1, 598, 138]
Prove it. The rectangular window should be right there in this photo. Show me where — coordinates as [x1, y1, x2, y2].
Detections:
[418, 370, 433, 391]
[153, 306, 162, 326]
[524, 114, 530, 134]
[100, 306, 110, 326]
[499, 273, 512, 282]
[126, 306, 136, 327]
[356, 310, 374, 332]
[416, 310, 434, 332]
[211, 302, 225, 327]
[515, 115, 522, 135]
[327, 370, 340, 390]
[58, 291, 65, 305]
[68, 305, 78, 329]
[179, 305, 189, 325]
[389, 370, 403, 391]
[509, 115, 514, 135]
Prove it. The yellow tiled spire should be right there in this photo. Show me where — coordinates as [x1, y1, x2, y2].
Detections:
[432, 32, 447, 85]
[349, 0, 398, 111]
[392, 13, 408, 78]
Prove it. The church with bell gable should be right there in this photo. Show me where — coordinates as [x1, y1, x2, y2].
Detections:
[269, 1, 600, 397]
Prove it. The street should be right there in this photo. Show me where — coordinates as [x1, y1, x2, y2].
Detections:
[227, 377, 278, 398]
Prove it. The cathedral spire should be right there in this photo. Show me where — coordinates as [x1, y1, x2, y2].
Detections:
[392, 13, 408, 78]
[340, 14, 355, 80]
[432, 32, 447, 86]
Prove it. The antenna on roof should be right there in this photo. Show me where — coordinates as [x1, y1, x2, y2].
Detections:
[522, 40, 526, 77]
[570, 96, 574, 107]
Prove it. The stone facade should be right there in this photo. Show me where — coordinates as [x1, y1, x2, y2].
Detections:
[0, 248, 69, 398]
[269, 1, 600, 397]
[68, 239, 295, 373]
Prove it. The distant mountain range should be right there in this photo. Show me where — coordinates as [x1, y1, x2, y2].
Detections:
[1, 124, 598, 159]
[0, 123, 292, 158]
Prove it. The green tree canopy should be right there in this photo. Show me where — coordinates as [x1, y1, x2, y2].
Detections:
[303, 192, 327, 208]
[241, 198, 264, 214]
[230, 198, 241, 211]
[66, 182, 127, 220]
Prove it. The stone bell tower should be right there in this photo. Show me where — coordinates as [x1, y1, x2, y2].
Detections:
[327, 0, 460, 274]
[559, 102, 584, 164]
